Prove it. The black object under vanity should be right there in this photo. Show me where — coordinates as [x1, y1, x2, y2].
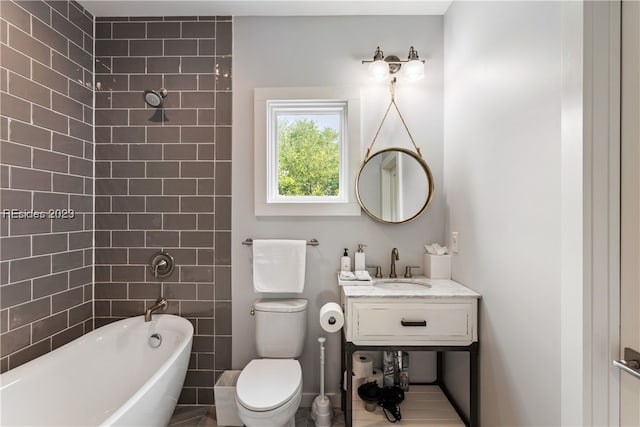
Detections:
[339, 278, 481, 426]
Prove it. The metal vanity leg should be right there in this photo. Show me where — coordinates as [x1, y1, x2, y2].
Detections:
[470, 342, 479, 427]
[341, 335, 345, 412]
[345, 342, 353, 427]
[437, 351, 443, 386]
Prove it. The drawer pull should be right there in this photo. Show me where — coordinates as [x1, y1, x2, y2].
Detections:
[401, 319, 427, 327]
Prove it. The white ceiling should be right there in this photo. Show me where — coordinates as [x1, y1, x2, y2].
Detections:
[79, 0, 452, 17]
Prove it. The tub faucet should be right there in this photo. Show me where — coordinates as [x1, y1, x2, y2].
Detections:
[390, 248, 399, 278]
[144, 298, 168, 322]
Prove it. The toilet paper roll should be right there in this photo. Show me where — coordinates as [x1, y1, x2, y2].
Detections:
[345, 370, 365, 399]
[319, 302, 344, 333]
[352, 352, 374, 379]
[367, 368, 383, 387]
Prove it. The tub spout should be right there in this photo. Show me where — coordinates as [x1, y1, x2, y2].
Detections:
[144, 298, 168, 322]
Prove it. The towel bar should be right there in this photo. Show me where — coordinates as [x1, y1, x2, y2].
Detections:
[242, 238, 319, 246]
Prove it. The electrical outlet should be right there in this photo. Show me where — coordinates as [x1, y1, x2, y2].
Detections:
[451, 232, 459, 253]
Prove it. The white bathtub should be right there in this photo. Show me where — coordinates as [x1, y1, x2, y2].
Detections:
[0, 314, 193, 427]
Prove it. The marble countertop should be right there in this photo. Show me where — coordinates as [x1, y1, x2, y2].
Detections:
[340, 276, 481, 299]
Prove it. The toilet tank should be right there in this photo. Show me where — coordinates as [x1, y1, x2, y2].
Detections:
[253, 299, 308, 358]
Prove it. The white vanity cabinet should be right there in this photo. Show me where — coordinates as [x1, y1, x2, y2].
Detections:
[339, 278, 481, 427]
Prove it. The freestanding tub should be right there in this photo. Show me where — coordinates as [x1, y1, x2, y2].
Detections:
[0, 314, 193, 426]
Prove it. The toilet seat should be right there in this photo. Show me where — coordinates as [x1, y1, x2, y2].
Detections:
[236, 359, 302, 411]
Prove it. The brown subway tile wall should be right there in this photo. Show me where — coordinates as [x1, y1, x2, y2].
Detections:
[94, 16, 232, 406]
[0, 0, 94, 372]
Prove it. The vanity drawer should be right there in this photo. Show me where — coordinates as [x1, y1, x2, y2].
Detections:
[352, 301, 475, 345]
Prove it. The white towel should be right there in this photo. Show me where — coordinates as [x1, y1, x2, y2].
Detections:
[252, 240, 306, 293]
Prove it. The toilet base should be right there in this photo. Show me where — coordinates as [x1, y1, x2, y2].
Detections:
[284, 415, 295, 427]
[236, 384, 301, 427]
[238, 413, 295, 427]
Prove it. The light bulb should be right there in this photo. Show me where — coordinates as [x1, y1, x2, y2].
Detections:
[368, 60, 390, 81]
[404, 60, 424, 82]
[404, 46, 424, 82]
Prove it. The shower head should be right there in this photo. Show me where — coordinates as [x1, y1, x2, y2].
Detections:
[143, 88, 168, 108]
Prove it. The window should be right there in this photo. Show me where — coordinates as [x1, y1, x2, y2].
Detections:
[268, 100, 346, 201]
[254, 87, 361, 216]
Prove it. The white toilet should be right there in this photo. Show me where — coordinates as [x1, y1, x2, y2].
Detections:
[235, 299, 308, 427]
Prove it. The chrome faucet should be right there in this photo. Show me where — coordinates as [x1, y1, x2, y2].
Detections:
[144, 298, 168, 322]
[390, 248, 399, 278]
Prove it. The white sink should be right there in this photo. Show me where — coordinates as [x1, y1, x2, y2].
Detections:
[373, 278, 432, 290]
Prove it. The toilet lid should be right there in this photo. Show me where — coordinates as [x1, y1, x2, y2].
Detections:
[236, 359, 302, 411]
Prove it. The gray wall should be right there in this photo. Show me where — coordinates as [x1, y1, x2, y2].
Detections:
[93, 16, 232, 405]
[232, 16, 445, 399]
[443, 2, 562, 425]
[0, 0, 94, 373]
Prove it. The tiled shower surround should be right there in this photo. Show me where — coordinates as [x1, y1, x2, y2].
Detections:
[0, 1, 94, 373]
[0, 0, 232, 407]
[94, 16, 232, 405]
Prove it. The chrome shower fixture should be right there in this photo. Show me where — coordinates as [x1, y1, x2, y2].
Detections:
[150, 251, 175, 279]
[143, 88, 168, 108]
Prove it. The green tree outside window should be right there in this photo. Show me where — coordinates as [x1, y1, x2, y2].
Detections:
[277, 118, 340, 197]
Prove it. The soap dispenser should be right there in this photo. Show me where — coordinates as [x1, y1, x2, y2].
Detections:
[340, 248, 351, 272]
[354, 244, 366, 272]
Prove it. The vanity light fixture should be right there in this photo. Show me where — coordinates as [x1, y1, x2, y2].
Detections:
[362, 46, 426, 81]
[404, 47, 425, 82]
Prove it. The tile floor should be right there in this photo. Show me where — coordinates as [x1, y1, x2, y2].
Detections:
[168, 406, 216, 427]
[168, 406, 346, 427]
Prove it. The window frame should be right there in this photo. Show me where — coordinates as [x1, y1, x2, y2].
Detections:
[254, 87, 361, 216]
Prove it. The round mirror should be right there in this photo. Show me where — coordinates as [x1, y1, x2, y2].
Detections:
[356, 148, 434, 224]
